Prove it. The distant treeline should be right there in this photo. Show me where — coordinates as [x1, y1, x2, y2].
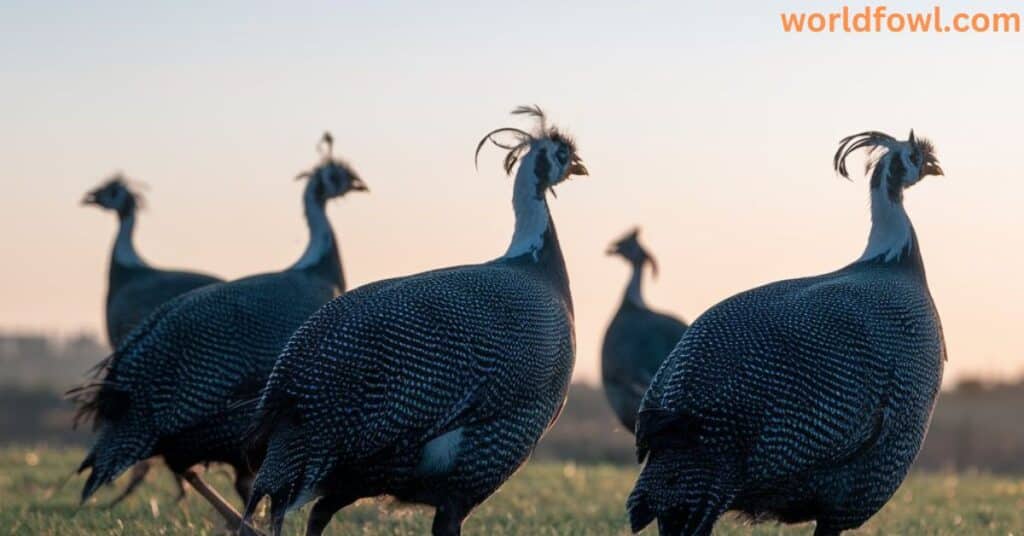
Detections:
[0, 331, 107, 388]
[3, 378, 1024, 473]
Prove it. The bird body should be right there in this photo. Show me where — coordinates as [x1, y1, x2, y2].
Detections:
[245, 106, 588, 536]
[73, 137, 367, 516]
[601, 229, 687, 433]
[106, 265, 223, 347]
[101, 268, 342, 471]
[256, 241, 572, 508]
[628, 130, 946, 536]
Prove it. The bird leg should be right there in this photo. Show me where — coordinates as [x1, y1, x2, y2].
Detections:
[179, 469, 265, 536]
[42, 469, 76, 501]
[233, 466, 255, 504]
[813, 525, 842, 536]
[104, 460, 153, 508]
[431, 501, 467, 536]
[305, 493, 357, 536]
[173, 473, 187, 502]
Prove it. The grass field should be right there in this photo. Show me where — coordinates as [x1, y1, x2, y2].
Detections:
[1, 448, 1021, 535]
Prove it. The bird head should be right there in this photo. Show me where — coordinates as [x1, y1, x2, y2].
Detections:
[475, 105, 588, 196]
[295, 132, 369, 203]
[606, 227, 658, 277]
[834, 129, 943, 202]
[81, 173, 143, 216]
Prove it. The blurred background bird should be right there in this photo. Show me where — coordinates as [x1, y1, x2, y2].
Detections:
[82, 174, 223, 348]
[601, 228, 687, 434]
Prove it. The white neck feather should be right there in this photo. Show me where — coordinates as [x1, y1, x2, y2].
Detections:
[113, 213, 146, 268]
[859, 185, 913, 263]
[502, 151, 550, 260]
[625, 262, 646, 307]
[291, 185, 334, 270]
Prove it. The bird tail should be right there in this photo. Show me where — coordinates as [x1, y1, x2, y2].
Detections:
[78, 421, 156, 504]
[244, 392, 320, 526]
[245, 425, 320, 536]
[627, 449, 736, 535]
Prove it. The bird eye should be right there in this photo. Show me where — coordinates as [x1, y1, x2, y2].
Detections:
[556, 147, 569, 165]
[910, 151, 922, 167]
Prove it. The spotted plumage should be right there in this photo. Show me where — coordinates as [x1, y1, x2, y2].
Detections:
[244, 107, 587, 536]
[71, 135, 367, 522]
[628, 130, 946, 536]
[602, 228, 688, 433]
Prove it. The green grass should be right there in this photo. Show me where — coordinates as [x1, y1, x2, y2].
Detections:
[1, 447, 1022, 535]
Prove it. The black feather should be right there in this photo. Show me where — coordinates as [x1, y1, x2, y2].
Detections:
[635, 408, 703, 463]
[833, 131, 897, 180]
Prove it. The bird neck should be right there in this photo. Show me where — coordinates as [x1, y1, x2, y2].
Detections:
[290, 184, 344, 289]
[111, 210, 146, 269]
[498, 153, 571, 306]
[623, 260, 646, 308]
[858, 185, 918, 265]
[503, 152, 552, 260]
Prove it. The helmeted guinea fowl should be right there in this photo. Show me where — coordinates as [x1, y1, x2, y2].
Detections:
[82, 174, 224, 506]
[83, 175, 223, 348]
[627, 130, 946, 536]
[69, 133, 367, 531]
[242, 106, 588, 536]
[601, 228, 687, 434]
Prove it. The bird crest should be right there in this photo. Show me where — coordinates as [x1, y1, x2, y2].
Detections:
[474, 105, 587, 180]
[833, 130, 941, 183]
[294, 131, 368, 196]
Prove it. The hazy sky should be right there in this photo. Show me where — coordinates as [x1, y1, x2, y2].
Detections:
[2, 1, 1022, 385]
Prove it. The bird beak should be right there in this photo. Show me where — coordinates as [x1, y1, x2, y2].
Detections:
[350, 177, 369, 192]
[605, 246, 618, 256]
[81, 193, 97, 206]
[569, 162, 589, 177]
[924, 162, 944, 177]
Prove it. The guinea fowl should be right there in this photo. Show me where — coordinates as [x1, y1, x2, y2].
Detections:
[243, 106, 588, 536]
[627, 130, 946, 536]
[69, 133, 367, 532]
[83, 175, 223, 347]
[601, 228, 687, 434]
[82, 175, 223, 506]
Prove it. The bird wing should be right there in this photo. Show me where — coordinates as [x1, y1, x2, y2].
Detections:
[638, 275, 896, 480]
[272, 264, 572, 467]
[107, 272, 337, 436]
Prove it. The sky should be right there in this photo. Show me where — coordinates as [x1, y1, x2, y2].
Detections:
[1, 1, 1023, 386]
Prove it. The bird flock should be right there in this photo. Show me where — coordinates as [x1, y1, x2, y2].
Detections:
[68, 107, 946, 536]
